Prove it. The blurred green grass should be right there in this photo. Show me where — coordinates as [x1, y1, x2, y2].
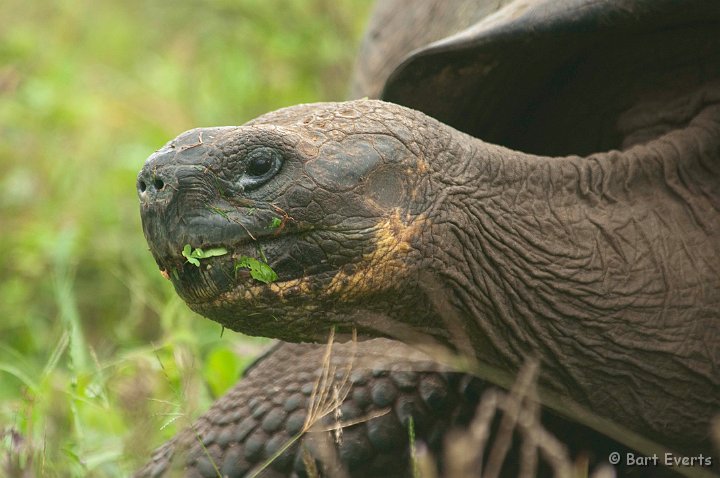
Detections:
[0, 0, 371, 475]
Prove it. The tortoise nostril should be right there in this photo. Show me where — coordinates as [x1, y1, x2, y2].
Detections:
[138, 168, 170, 199]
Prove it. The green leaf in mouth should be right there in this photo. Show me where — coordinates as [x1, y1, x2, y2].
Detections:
[268, 217, 282, 229]
[182, 244, 229, 267]
[234, 255, 278, 284]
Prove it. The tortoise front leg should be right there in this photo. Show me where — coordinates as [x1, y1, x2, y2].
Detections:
[134, 339, 481, 478]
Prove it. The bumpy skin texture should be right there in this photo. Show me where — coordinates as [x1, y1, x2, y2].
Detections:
[133, 340, 482, 478]
[139, 96, 720, 455]
[138, 0, 720, 469]
[134, 340, 641, 478]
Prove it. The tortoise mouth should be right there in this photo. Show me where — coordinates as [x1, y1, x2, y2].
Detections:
[155, 232, 298, 304]
[153, 221, 350, 307]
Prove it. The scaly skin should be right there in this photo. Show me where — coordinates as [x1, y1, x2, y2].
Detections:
[134, 340, 642, 478]
[138, 0, 720, 467]
[133, 339, 482, 478]
[139, 94, 720, 456]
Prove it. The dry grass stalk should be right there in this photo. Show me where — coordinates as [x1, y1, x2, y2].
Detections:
[443, 360, 615, 478]
[246, 327, 366, 478]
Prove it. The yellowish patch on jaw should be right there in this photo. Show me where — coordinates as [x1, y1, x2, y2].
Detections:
[326, 209, 423, 300]
[416, 160, 428, 174]
[219, 276, 315, 304]
[264, 277, 315, 299]
[209, 209, 423, 309]
[208, 275, 324, 320]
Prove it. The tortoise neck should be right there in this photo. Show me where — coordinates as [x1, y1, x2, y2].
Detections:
[432, 97, 720, 347]
[426, 100, 720, 450]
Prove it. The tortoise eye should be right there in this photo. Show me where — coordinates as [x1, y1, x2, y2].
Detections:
[239, 147, 283, 190]
[247, 154, 273, 177]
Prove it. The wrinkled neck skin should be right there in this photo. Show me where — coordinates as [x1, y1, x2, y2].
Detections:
[421, 83, 720, 453]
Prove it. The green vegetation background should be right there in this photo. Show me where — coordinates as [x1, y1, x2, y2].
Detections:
[0, 1, 371, 475]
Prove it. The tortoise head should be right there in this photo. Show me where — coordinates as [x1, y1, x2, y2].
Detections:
[138, 100, 438, 342]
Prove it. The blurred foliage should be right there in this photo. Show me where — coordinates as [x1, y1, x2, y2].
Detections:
[0, 0, 371, 475]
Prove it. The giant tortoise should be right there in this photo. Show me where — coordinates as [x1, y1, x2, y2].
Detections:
[137, 0, 720, 475]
